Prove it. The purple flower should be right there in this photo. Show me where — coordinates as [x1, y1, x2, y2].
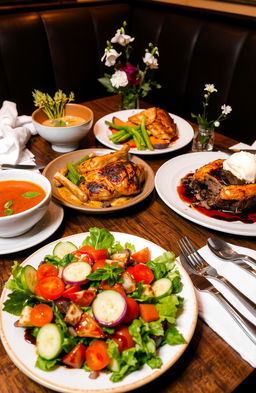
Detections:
[119, 63, 141, 86]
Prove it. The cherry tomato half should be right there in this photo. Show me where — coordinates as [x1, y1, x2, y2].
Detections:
[78, 245, 108, 261]
[30, 304, 53, 327]
[99, 281, 126, 296]
[68, 289, 96, 307]
[62, 343, 86, 369]
[62, 284, 81, 298]
[131, 247, 151, 264]
[38, 276, 65, 300]
[85, 340, 110, 370]
[75, 313, 104, 338]
[112, 326, 135, 352]
[72, 251, 94, 265]
[127, 264, 154, 284]
[92, 259, 108, 272]
[36, 264, 58, 281]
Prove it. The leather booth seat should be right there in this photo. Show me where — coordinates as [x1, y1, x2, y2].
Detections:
[0, 1, 256, 143]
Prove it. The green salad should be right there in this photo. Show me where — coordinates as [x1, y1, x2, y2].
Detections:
[3, 228, 185, 382]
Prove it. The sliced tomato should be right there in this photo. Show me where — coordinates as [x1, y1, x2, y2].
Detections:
[36, 264, 58, 281]
[92, 259, 108, 272]
[85, 340, 110, 370]
[68, 288, 96, 306]
[131, 247, 151, 263]
[38, 276, 65, 300]
[112, 326, 135, 352]
[76, 313, 104, 338]
[78, 245, 108, 261]
[62, 343, 86, 368]
[125, 140, 137, 148]
[128, 264, 154, 284]
[139, 304, 159, 322]
[99, 281, 126, 296]
[35, 282, 44, 298]
[62, 284, 81, 298]
[72, 251, 94, 265]
[122, 297, 139, 324]
[30, 304, 53, 327]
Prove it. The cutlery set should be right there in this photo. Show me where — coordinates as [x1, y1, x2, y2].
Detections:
[178, 236, 256, 345]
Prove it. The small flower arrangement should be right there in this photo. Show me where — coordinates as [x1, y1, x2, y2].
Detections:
[98, 21, 161, 109]
[191, 84, 232, 150]
[191, 84, 232, 129]
[32, 89, 75, 119]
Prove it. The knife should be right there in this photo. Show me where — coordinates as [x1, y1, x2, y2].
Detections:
[0, 163, 45, 170]
[179, 254, 256, 345]
[216, 147, 256, 155]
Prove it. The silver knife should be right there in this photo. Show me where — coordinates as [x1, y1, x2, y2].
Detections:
[0, 163, 44, 170]
[179, 254, 256, 345]
[217, 147, 256, 155]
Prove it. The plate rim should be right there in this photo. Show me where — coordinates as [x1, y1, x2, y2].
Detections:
[155, 151, 256, 236]
[0, 201, 64, 254]
[42, 148, 155, 213]
[93, 109, 194, 156]
[0, 231, 198, 393]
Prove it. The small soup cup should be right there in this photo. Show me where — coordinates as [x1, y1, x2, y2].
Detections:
[32, 103, 93, 153]
[0, 170, 51, 237]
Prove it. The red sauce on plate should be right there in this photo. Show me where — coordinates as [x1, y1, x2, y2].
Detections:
[177, 176, 256, 224]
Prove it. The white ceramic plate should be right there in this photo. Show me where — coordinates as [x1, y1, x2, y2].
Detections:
[155, 152, 256, 236]
[0, 201, 64, 254]
[94, 109, 194, 155]
[0, 232, 197, 393]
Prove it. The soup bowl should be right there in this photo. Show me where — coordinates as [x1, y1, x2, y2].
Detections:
[0, 170, 51, 237]
[32, 103, 94, 153]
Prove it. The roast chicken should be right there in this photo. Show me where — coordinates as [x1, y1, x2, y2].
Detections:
[184, 159, 256, 212]
[128, 107, 177, 141]
[54, 145, 145, 203]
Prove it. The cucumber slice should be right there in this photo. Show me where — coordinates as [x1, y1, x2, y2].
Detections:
[62, 261, 92, 284]
[53, 241, 78, 259]
[20, 265, 37, 294]
[92, 290, 127, 327]
[152, 278, 172, 297]
[37, 323, 63, 360]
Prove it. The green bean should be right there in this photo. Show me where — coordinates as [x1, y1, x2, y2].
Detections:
[74, 154, 89, 166]
[140, 116, 153, 151]
[105, 121, 140, 132]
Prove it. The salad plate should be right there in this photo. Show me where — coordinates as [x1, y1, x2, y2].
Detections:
[93, 109, 194, 155]
[0, 231, 197, 393]
[0, 201, 64, 254]
[155, 152, 256, 236]
[43, 148, 154, 213]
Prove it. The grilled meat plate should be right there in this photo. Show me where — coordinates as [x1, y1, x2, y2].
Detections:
[183, 159, 256, 212]
[128, 107, 177, 141]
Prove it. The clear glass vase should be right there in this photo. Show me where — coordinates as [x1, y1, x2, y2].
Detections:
[119, 92, 139, 110]
[192, 126, 215, 152]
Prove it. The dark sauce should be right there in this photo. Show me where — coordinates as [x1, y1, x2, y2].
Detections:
[177, 178, 256, 224]
[24, 328, 36, 345]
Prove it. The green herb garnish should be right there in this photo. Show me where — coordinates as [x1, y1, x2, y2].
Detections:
[4, 208, 13, 216]
[87, 263, 124, 286]
[4, 200, 13, 208]
[22, 192, 41, 198]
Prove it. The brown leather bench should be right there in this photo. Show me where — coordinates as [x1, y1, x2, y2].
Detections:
[0, 0, 255, 143]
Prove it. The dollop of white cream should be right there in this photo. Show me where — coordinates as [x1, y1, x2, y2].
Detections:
[223, 151, 256, 183]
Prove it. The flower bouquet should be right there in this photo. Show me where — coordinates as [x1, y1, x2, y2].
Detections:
[98, 21, 161, 110]
[191, 84, 232, 151]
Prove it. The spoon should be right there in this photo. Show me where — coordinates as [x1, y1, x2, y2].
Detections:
[207, 237, 256, 277]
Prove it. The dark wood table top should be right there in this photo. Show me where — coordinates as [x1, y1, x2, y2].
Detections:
[0, 95, 255, 393]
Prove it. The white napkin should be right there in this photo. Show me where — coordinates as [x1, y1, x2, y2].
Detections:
[0, 101, 37, 166]
[190, 243, 256, 367]
[229, 140, 256, 150]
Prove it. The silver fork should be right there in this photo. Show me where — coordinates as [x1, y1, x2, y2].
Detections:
[178, 237, 256, 319]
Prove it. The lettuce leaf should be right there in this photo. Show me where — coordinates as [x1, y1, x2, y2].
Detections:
[82, 227, 115, 250]
[156, 295, 182, 323]
[163, 326, 186, 345]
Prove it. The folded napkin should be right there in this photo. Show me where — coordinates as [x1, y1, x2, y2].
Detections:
[0, 101, 37, 166]
[189, 243, 256, 367]
[229, 140, 256, 150]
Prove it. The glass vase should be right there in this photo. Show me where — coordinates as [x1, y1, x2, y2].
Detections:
[192, 126, 215, 152]
[119, 92, 139, 110]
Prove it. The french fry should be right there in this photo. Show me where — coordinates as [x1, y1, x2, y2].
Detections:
[53, 166, 68, 187]
[54, 171, 88, 202]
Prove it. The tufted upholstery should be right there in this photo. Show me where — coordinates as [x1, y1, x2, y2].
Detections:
[0, 1, 256, 143]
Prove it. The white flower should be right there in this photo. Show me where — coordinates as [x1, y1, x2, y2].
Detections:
[143, 52, 159, 69]
[110, 70, 128, 88]
[221, 104, 232, 115]
[111, 29, 134, 46]
[101, 48, 121, 67]
[204, 84, 217, 93]
[214, 121, 220, 127]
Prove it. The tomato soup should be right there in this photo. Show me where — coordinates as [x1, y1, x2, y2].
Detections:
[0, 180, 46, 217]
[42, 115, 86, 127]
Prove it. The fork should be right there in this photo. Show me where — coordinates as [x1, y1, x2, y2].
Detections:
[178, 237, 256, 320]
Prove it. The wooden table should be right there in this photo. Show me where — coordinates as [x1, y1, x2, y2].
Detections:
[0, 95, 255, 393]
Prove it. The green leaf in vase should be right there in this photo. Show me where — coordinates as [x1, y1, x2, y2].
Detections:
[21, 192, 41, 199]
